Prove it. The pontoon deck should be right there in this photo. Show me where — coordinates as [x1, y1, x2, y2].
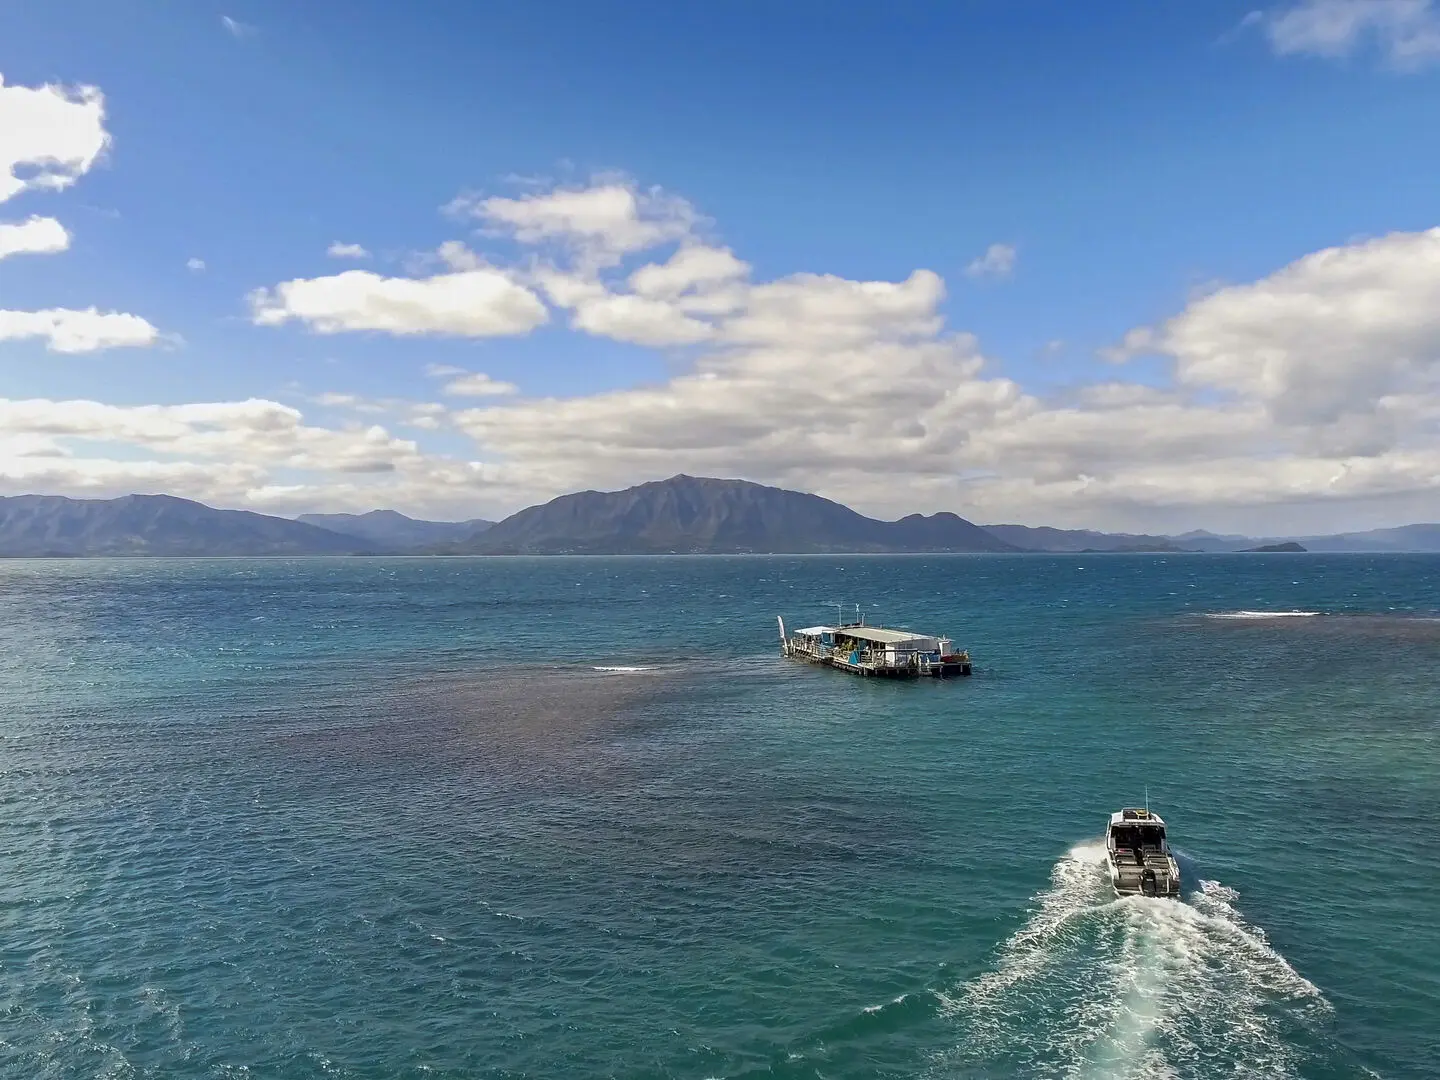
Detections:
[778, 613, 971, 678]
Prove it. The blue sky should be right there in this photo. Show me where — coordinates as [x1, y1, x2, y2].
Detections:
[3, 1, 1440, 531]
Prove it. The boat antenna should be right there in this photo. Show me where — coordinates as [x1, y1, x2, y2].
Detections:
[1145, 785, 1150, 814]
[836, 602, 844, 627]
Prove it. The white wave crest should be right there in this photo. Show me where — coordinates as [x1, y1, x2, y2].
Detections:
[862, 992, 911, 1015]
[937, 845, 1331, 1079]
[591, 665, 655, 674]
[1204, 611, 1321, 620]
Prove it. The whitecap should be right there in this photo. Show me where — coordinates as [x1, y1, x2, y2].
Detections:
[1204, 610, 1321, 620]
[862, 992, 910, 1015]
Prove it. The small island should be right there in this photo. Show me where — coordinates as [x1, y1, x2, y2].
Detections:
[1242, 541, 1307, 553]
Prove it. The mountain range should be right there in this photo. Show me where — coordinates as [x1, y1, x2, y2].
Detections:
[1, 478, 1438, 557]
[0, 494, 371, 557]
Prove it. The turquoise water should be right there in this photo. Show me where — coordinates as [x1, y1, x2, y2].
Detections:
[1, 555, 1437, 1079]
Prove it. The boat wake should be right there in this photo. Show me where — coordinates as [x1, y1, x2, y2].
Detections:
[934, 844, 1331, 1079]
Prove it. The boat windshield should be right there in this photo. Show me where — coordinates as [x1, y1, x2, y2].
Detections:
[1111, 824, 1166, 851]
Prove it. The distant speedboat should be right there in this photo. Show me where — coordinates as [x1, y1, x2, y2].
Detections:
[1105, 807, 1181, 898]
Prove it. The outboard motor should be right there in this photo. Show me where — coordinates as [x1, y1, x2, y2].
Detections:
[1140, 868, 1158, 897]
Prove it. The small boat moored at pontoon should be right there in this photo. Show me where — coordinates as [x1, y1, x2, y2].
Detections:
[1106, 807, 1181, 898]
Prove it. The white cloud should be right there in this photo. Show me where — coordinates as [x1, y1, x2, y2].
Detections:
[629, 244, 749, 297]
[440, 373, 519, 397]
[0, 75, 164, 354]
[0, 308, 161, 352]
[1, 397, 419, 479]
[237, 178, 1440, 531]
[1127, 228, 1440, 427]
[442, 208, 1440, 530]
[456, 180, 699, 265]
[723, 270, 945, 347]
[420, 364, 517, 397]
[186, 257, 206, 272]
[0, 73, 110, 205]
[314, 392, 361, 407]
[249, 267, 548, 337]
[221, 15, 257, 38]
[1262, 0, 1440, 68]
[0, 395, 522, 519]
[0, 215, 69, 259]
[965, 242, 1017, 280]
[571, 292, 715, 346]
[435, 240, 480, 270]
[327, 241, 370, 259]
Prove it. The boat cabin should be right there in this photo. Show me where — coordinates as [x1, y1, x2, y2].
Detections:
[1107, 808, 1169, 860]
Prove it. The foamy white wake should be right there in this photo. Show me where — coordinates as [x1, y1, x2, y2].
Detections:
[1204, 610, 1321, 620]
[934, 844, 1330, 1079]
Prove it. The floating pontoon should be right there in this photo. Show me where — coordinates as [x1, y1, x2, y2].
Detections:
[778, 609, 971, 678]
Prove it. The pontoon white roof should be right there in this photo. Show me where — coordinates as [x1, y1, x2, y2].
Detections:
[833, 626, 934, 645]
[794, 626, 835, 636]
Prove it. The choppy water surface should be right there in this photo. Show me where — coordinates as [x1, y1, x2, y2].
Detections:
[1, 554, 1437, 1079]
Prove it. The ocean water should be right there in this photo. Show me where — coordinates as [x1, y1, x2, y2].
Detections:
[1, 554, 1437, 1080]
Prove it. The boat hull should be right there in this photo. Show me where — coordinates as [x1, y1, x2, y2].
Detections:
[1108, 859, 1181, 898]
[783, 647, 971, 678]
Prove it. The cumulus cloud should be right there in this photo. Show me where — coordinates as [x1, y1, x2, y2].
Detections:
[0, 396, 487, 511]
[0, 308, 161, 352]
[0, 74, 109, 205]
[327, 241, 370, 259]
[186, 257, 206, 272]
[249, 267, 548, 337]
[1125, 228, 1440, 427]
[570, 292, 715, 346]
[965, 242, 1017, 280]
[242, 177, 1440, 530]
[453, 180, 699, 265]
[442, 194, 1440, 528]
[1261, 0, 1440, 68]
[0, 393, 545, 520]
[629, 244, 749, 298]
[0, 74, 163, 348]
[0, 215, 69, 259]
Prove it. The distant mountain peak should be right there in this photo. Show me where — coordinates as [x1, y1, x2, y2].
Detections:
[447, 475, 1017, 555]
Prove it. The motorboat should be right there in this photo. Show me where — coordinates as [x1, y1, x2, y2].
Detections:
[1105, 807, 1180, 898]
